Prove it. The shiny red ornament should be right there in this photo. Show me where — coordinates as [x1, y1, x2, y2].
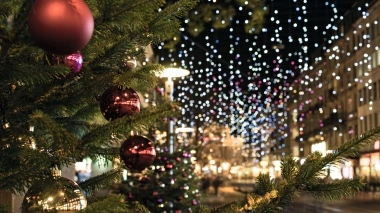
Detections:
[165, 162, 174, 170]
[120, 135, 156, 171]
[99, 86, 141, 121]
[48, 52, 83, 77]
[28, 0, 94, 55]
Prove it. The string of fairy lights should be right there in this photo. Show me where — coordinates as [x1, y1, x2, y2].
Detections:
[156, 0, 360, 161]
[294, 1, 375, 148]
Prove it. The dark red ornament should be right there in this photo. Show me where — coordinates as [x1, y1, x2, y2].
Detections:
[120, 135, 156, 171]
[140, 176, 150, 184]
[192, 199, 198, 205]
[28, 0, 94, 55]
[99, 86, 141, 121]
[48, 52, 83, 77]
[165, 162, 174, 170]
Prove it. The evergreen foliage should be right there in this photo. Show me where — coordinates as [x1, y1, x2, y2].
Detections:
[116, 129, 200, 212]
[0, 0, 198, 211]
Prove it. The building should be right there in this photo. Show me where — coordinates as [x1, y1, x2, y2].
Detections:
[286, 0, 380, 185]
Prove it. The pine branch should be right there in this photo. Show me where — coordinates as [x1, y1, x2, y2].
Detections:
[86, 35, 139, 68]
[0, 2, 14, 21]
[296, 126, 380, 187]
[29, 110, 81, 166]
[280, 156, 297, 181]
[0, 0, 33, 63]
[209, 200, 242, 213]
[255, 173, 275, 195]
[79, 194, 130, 213]
[0, 128, 51, 193]
[194, 205, 211, 213]
[85, 147, 120, 163]
[0, 203, 11, 213]
[0, 148, 51, 193]
[80, 102, 179, 147]
[304, 178, 364, 201]
[129, 202, 151, 213]
[79, 168, 122, 196]
[149, 0, 200, 44]
[7, 63, 69, 86]
[114, 64, 165, 88]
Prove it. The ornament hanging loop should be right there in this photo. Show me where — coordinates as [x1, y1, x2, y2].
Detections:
[51, 165, 61, 177]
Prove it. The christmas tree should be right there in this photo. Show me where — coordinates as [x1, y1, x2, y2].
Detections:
[0, 0, 198, 212]
[0, 0, 377, 213]
[117, 128, 201, 213]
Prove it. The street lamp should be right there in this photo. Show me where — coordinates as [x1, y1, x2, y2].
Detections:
[157, 67, 190, 153]
[175, 126, 194, 134]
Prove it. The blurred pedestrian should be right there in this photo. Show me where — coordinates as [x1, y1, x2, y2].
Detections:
[201, 175, 211, 192]
[212, 176, 224, 196]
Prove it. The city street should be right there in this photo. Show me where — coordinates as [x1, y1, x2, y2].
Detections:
[284, 192, 380, 213]
[202, 185, 380, 212]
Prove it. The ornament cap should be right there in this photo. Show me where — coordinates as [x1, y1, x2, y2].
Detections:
[51, 166, 61, 177]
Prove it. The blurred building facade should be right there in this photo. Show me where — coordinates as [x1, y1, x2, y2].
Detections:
[197, 122, 245, 178]
[280, 0, 380, 186]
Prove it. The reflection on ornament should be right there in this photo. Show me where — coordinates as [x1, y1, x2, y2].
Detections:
[120, 56, 137, 72]
[48, 52, 83, 77]
[22, 176, 87, 212]
[99, 86, 141, 121]
[120, 135, 156, 171]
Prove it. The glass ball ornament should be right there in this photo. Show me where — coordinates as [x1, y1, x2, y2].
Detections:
[165, 161, 174, 170]
[119, 56, 137, 72]
[99, 86, 141, 121]
[22, 176, 87, 212]
[120, 135, 156, 171]
[28, 0, 94, 55]
[48, 52, 83, 77]
[192, 199, 198, 205]
[157, 198, 163, 204]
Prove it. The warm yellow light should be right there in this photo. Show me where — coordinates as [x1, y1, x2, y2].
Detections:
[157, 68, 190, 78]
[221, 162, 230, 170]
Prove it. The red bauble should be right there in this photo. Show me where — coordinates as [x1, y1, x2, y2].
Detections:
[28, 0, 94, 55]
[48, 52, 83, 77]
[99, 86, 141, 121]
[120, 135, 156, 171]
[165, 162, 174, 170]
